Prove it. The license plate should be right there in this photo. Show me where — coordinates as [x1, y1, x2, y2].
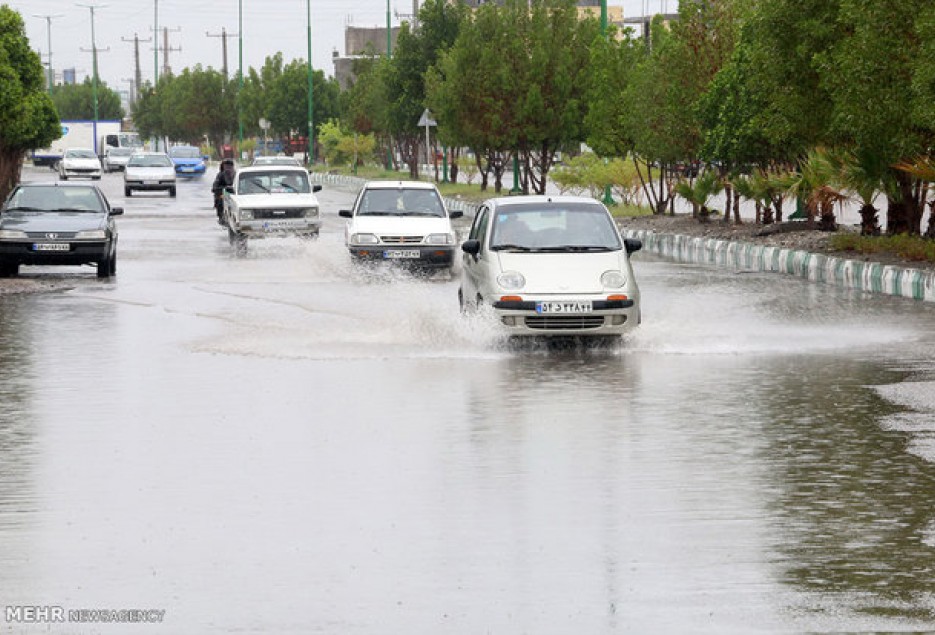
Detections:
[261, 220, 302, 229]
[383, 249, 421, 259]
[144, 180, 159, 185]
[536, 301, 593, 314]
[182, 167, 194, 171]
[33, 243, 70, 252]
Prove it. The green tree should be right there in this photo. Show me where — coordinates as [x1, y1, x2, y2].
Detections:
[159, 66, 235, 150]
[0, 7, 60, 198]
[824, 0, 933, 236]
[51, 77, 124, 120]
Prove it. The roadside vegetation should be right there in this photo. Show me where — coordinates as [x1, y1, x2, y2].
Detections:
[4, 0, 935, 260]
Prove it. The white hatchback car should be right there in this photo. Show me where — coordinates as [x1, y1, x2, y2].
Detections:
[459, 196, 642, 337]
[223, 166, 322, 247]
[58, 148, 102, 180]
[338, 181, 462, 269]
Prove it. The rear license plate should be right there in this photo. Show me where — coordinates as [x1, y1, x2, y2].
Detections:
[144, 180, 159, 185]
[383, 249, 420, 259]
[536, 301, 593, 314]
[33, 243, 70, 252]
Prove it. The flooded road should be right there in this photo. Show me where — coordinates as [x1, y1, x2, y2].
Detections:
[2, 166, 935, 633]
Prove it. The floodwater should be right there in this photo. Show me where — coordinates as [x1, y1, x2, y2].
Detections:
[1, 166, 935, 633]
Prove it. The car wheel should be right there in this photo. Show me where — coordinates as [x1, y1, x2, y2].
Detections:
[169, 187, 177, 197]
[96, 256, 112, 278]
[125, 187, 132, 197]
[0, 263, 18, 278]
[109, 250, 117, 276]
[228, 228, 247, 255]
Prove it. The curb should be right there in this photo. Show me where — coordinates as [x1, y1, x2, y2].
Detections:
[623, 229, 935, 304]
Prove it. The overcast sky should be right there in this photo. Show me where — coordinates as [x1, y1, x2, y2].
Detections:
[11, 0, 677, 98]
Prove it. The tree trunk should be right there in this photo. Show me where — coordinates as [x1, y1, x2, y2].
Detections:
[0, 149, 25, 202]
[859, 203, 881, 236]
[887, 170, 918, 235]
[722, 184, 732, 224]
[732, 186, 742, 224]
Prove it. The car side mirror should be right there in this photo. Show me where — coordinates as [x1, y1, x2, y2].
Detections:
[313, 185, 322, 193]
[462, 239, 481, 256]
[624, 238, 642, 254]
[338, 209, 352, 218]
[109, 207, 124, 216]
[449, 210, 463, 219]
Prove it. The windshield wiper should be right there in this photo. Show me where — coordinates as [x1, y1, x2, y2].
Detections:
[4, 206, 44, 212]
[58, 208, 99, 213]
[359, 211, 394, 216]
[490, 243, 533, 251]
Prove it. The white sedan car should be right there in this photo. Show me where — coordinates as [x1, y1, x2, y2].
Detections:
[124, 152, 177, 197]
[459, 195, 642, 337]
[338, 180, 462, 269]
[58, 148, 102, 180]
[223, 166, 322, 248]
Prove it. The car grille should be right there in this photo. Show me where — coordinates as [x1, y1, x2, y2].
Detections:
[524, 315, 606, 330]
[26, 232, 77, 239]
[381, 235, 423, 244]
[251, 208, 305, 219]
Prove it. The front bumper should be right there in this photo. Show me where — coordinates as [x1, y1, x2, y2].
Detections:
[348, 245, 456, 267]
[489, 297, 638, 336]
[62, 168, 102, 179]
[233, 218, 321, 237]
[175, 165, 206, 176]
[126, 180, 175, 191]
[0, 240, 110, 266]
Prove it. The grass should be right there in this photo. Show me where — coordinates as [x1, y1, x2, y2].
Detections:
[830, 232, 935, 264]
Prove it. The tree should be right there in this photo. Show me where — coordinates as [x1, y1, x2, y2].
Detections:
[0, 7, 61, 199]
[159, 66, 235, 150]
[824, 0, 934, 236]
[51, 78, 124, 120]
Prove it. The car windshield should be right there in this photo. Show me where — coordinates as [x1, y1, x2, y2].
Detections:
[5, 186, 104, 213]
[66, 149, 97, 159]
[128, 155, 172, 167]
[357, 188, 444, 216]
[237, 171, 311, 194]
[489, 203, 622, 252]
[170, 147, 202, 158]
[118, 133, 142, 148]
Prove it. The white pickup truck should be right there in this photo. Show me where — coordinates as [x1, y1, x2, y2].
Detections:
[223, 166, 322, 251]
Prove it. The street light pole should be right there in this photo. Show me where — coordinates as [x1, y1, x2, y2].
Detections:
[306, 0, 314, 164]
[238, 0, 244, 151]
[77, 3, 105, 123]
[153, 0, 158, 84]
[33, 14, 62, 93]
[599, 0, 615, 206]
[385, 0, 392, 171]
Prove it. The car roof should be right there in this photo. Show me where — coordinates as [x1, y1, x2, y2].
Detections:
[17, 181, 102, 190]
[130, 151, 170, 157]
[362, 180, 438, 191]
[486, 195, 606, 208]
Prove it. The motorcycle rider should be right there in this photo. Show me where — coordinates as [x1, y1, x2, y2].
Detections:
[211, 158, 236, 225]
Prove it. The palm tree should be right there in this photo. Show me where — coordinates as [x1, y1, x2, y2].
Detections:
[894, 156, 935, 239]
[776, 148, 847, 231]
[674, 169, 724, 223]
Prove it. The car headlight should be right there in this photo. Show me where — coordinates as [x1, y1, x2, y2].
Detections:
[0, 229, 27, 240]
[76, 230, 107, 239]
[601, 270, 627, 288]
[497, 270, 526, 290]
[351, 233, 379, 245]
[424, 233, 453, 245]
[241, 208, 254, 220]
[305, 206, 319, 218]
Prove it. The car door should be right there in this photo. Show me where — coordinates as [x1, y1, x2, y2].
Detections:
[461, 205, 490, 303]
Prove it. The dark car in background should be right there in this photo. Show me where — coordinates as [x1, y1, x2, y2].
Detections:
[0, 182, 122, 278]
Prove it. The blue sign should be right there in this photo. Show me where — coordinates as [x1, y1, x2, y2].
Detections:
[61, 125, 69, 135]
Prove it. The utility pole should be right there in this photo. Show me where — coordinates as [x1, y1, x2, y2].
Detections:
[206, 27, 237, 77]
[77, 3, 109, 123]
[122, 33, 151, 102]
[32, 13, 63, 93]
[155, 26, 182, 77]
[153, 0, 158, 84]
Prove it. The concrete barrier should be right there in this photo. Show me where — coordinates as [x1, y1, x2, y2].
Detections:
[623, 228, 935, 304]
